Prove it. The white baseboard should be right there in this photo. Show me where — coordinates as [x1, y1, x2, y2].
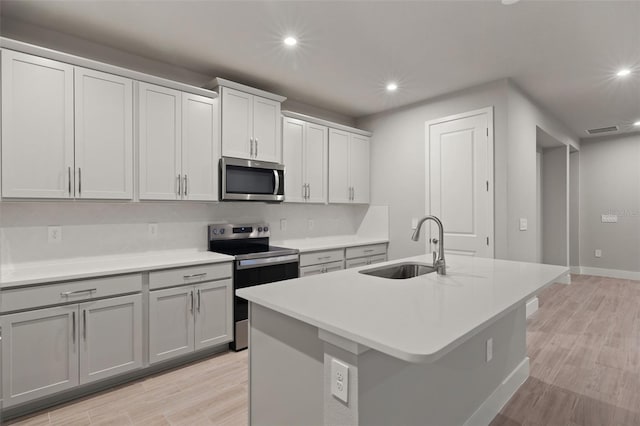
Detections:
[574, 266, 640, 281]
[526, 298, 539, 318]
[464, 357, 530, 426]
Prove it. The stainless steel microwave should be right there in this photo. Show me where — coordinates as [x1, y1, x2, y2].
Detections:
[220, 157, 285, 202]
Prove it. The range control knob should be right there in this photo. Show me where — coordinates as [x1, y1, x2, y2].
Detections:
[212, 228, 218, 235]
[263, 226, 269, 232]
[220, 228, 225, 235]
[258, 227, 263, 232]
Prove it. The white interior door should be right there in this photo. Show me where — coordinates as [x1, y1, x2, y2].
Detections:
[182, 93, 218, 201]
[74, 67, 133, 200]
[79, 294, 142, 384]
[282, 117, 306, 202]
[305, 123, 328, 203]
[427, 108, 493, 257]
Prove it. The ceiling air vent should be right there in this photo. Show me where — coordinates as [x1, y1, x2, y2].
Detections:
[586, 125, 619, 135]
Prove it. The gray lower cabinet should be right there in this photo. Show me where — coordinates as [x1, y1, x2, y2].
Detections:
[149, 279, 232, 364]
[0, 294, 142, 408]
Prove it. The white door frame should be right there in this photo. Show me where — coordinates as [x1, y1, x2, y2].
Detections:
[425, 106, 495, 258]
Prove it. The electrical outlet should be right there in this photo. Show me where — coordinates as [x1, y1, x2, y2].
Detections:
[308, 219, 315, 230]
[280, 219, 287, 232]
[486, 338, 493, 362]
[331, 358, 349, 403]
[519, 218, 528, 231]
[601, 214, 618, 223]
[148, 223, 158, 238]
[48, 226, 62, 243]
[595, 249, 602, 258]
[411, 218, 419, 230]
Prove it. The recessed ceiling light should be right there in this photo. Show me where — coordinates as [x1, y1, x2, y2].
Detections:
[617, 68, 631, 77]
[501, 0, 521, 5]
[386, 82, 398, 92]
[634, 121, 640, 127]
[284, 36, 297, 47]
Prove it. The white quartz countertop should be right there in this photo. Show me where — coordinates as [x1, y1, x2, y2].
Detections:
[237, 254, 568, 363]
[271, 236, 388, 253]
[0, 249, 234, 288]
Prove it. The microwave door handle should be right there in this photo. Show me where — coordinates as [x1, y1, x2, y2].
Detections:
[273, 169, 280, 195]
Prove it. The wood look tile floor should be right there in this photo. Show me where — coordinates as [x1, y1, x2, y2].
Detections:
[8, 274, 640, 426]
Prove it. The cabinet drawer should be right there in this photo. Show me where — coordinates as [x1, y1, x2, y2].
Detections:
[149, 262, 232, 290]
[346, 254, 387, 269]
[300, 249, 344, 267]
[300, 260, 344, 277]
[345, 244, 387, 259]
[1, 274, 142, 313]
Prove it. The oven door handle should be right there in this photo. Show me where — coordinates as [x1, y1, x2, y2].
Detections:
[236, 254, 299, 270]
[273, 169, 280, 195]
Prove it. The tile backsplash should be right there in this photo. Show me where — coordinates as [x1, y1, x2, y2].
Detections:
[0, 201, 371, 264]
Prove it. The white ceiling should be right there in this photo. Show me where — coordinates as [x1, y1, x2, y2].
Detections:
[1, 1, 639, 138]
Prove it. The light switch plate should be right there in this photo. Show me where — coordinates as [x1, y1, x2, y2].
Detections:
[595, 249, 602, 258]
[148, 223, 158, 238]
[519, 218, 528, 231]
[601, 214, 618, 223]
[411, 218, 419, 230]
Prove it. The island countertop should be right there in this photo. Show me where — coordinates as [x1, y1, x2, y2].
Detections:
[237, 254, 568, 363]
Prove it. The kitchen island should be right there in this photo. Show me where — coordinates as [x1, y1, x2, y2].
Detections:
[237, 254, 567, 426]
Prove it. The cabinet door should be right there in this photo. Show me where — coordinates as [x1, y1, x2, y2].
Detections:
[1, 50, 74, 199]
[328, 129, 351, 203]
[138, 82, 182, 200]
[79, 294, 142, 384]
[75, 67, 133, 200]
[182, 93, 218, 201]
[350, 134, 371, 204]
[282, 117, 305, 203]
[1, 305, 79, 407]
[194, 279, 233, 351]
[252, 96, 281, 162]
[221, 87, 253, 159]
[149, 286, 194, 364]
[305, 123, 328, 204]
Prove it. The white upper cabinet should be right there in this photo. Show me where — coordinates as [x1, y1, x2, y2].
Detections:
[138, 82, 182, 200]
[75, 68, 133, 199]
[217, 82, 284, 163]
[1, 50, 135, 200]
[181, 93, 218, 201]
[138, 84, 217, 201]
[283, 117, 327, 203]
[329, 129, 370, 204]
[1, 50, 75, 199]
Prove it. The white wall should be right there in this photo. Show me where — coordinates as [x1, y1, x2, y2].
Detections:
[569, 151, 580, 268]
[541, 146, 568, 266]
[0, 202, 368, 264]
[357, 79, 578, 263]
[579, 133, 640, 273]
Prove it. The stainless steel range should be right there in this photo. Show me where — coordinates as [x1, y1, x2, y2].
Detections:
[208, 222, 299, 351]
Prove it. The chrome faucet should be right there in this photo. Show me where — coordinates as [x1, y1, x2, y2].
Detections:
[411, 215, 446, 275]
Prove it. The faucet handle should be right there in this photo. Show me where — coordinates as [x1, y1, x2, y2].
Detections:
[431, 238, 439, 245]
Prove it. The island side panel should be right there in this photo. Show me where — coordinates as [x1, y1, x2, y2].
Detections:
[358, 305, 528, 426]
[249, 303, 324, 425]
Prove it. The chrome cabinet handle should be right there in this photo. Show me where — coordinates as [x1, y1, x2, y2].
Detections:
[177, 174, 181, 196]
[364, 249, 375, 253]
[183, 175, 188, 197]
[61, 288, 97, 297]
[184, 272, 207, 280]
[68, 167, 72, 195]
[72, 311, 76, 344]
[317, 256, 331, 260]
[255, 138, 258, 157]
[197, 289, 201, 312]
[250, 138, 254, 158]
[83, 309, 87, 340]
[78, 168, 82, 195]
[190, 290, 194, 313]
[307, 184, 311, 199]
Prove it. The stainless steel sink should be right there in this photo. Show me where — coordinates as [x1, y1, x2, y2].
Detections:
[359, 262, 437, 279]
